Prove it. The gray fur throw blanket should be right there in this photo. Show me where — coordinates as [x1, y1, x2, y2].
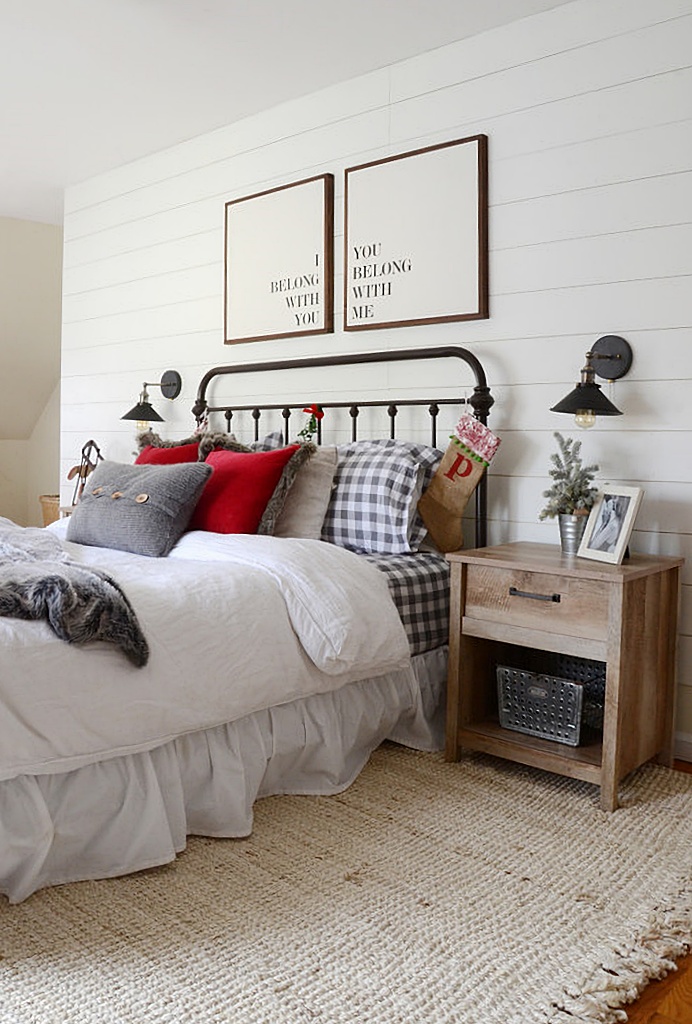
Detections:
[0, 518, 149, 666]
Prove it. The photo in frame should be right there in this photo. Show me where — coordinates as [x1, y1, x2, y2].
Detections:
[577, 485, 643, 564]
[224, 173, 334, 344]
[343, 135, 488, 331]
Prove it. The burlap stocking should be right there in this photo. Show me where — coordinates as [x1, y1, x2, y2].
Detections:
[418, 415, 501, 552]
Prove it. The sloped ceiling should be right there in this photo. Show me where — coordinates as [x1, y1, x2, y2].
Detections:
[0, 0, 574, 225]
[0, 0, 574, 440]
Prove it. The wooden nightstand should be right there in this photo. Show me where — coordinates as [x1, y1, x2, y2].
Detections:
[446, 542, 684, 810]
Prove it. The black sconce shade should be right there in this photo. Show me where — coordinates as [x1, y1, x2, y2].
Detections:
[550, 381, 622, 417]
[121, 370, 182, 423]
[551, 336, 633, 425]
[121, 399, 166, 423]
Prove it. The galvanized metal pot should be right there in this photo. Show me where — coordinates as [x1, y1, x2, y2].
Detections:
[558, 513, 588, 556]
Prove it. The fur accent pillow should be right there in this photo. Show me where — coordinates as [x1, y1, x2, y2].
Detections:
[135, 430, 201, 453]
[197, 430, 286, 457]
[136, 429, 250, 463]
[196, 432, 252, 460]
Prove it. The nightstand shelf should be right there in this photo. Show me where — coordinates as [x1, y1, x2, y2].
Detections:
[446, 542, 684, 810]
[459, 720, 603, 782]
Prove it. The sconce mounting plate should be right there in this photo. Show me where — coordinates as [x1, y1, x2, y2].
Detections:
[591, 335, 633, 381]
[160, 370, 182, 400]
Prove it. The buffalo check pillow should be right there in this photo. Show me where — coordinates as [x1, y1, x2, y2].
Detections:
[321, 439, 442, 555]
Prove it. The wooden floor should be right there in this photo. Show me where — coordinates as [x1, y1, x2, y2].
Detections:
[624, 760, 691, 1024]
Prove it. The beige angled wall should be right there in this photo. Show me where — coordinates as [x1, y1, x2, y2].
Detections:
[0, 440, 30, 524]
[26, 384, 62, 526]
[0, 216, 62, 524]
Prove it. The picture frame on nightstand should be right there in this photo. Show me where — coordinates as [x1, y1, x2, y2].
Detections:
[577, 485, 643, 564]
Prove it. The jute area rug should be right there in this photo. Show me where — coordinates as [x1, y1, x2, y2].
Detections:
[1, 746, 690, 1024]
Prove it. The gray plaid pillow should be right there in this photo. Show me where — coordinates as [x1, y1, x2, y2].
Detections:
[250, 430, 285, 451]
[321, 440, 442, 554]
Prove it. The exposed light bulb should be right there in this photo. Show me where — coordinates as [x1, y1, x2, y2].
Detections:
[574, 410, 596, 429]
[136, 420, 150, 433]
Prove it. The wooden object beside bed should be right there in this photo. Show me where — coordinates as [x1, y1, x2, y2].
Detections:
[445, 542, 684, 810]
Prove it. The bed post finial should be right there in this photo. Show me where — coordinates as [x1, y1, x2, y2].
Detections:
[192, 397, 207, 425]
[468, 385, 494, 425]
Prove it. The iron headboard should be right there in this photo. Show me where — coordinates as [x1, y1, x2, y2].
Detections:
[192, 346, 494, 547]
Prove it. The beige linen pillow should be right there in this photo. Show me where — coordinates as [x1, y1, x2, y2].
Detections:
[273, 446, 338, 540]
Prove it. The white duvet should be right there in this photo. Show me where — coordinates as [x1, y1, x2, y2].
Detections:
[0, 525, 410, 782]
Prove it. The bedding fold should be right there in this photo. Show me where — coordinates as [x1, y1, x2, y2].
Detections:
[0, 526, 410, 782]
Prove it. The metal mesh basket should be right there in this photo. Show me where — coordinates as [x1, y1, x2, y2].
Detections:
[551, 653, 605, 705]
[497, 666, 586, 746]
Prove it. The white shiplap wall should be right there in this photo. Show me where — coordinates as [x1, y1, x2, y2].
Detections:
[61, 0, 692, 751]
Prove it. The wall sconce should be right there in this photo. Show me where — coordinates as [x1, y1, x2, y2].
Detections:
[550, 335, 633, 429]
[121, 370, 182, 432]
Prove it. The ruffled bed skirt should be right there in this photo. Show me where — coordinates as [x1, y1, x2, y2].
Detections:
[0, 648, 446, 903]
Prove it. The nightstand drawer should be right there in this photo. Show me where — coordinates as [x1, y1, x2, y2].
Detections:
[464, 565, 608, 641]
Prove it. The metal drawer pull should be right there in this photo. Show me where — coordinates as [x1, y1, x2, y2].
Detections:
[508, 586, 561, 603]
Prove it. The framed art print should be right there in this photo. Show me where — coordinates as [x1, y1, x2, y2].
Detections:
[343, 135, 488, 331]
[224, 173, 334, 344]
[577, 485, 643, 564]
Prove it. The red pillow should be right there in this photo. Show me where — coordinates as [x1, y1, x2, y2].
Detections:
[136, 443, 200, 465]
[190, 446, 299, 534]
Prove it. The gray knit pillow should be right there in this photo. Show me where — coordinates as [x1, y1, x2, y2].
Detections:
[67, 460, 212, 557]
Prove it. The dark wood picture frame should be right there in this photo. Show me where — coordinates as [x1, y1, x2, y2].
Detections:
[224, 173, 334, 345]
[343, 135, 488, 331]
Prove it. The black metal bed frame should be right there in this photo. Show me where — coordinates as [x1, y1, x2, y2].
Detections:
[192, 346, 494, 547]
